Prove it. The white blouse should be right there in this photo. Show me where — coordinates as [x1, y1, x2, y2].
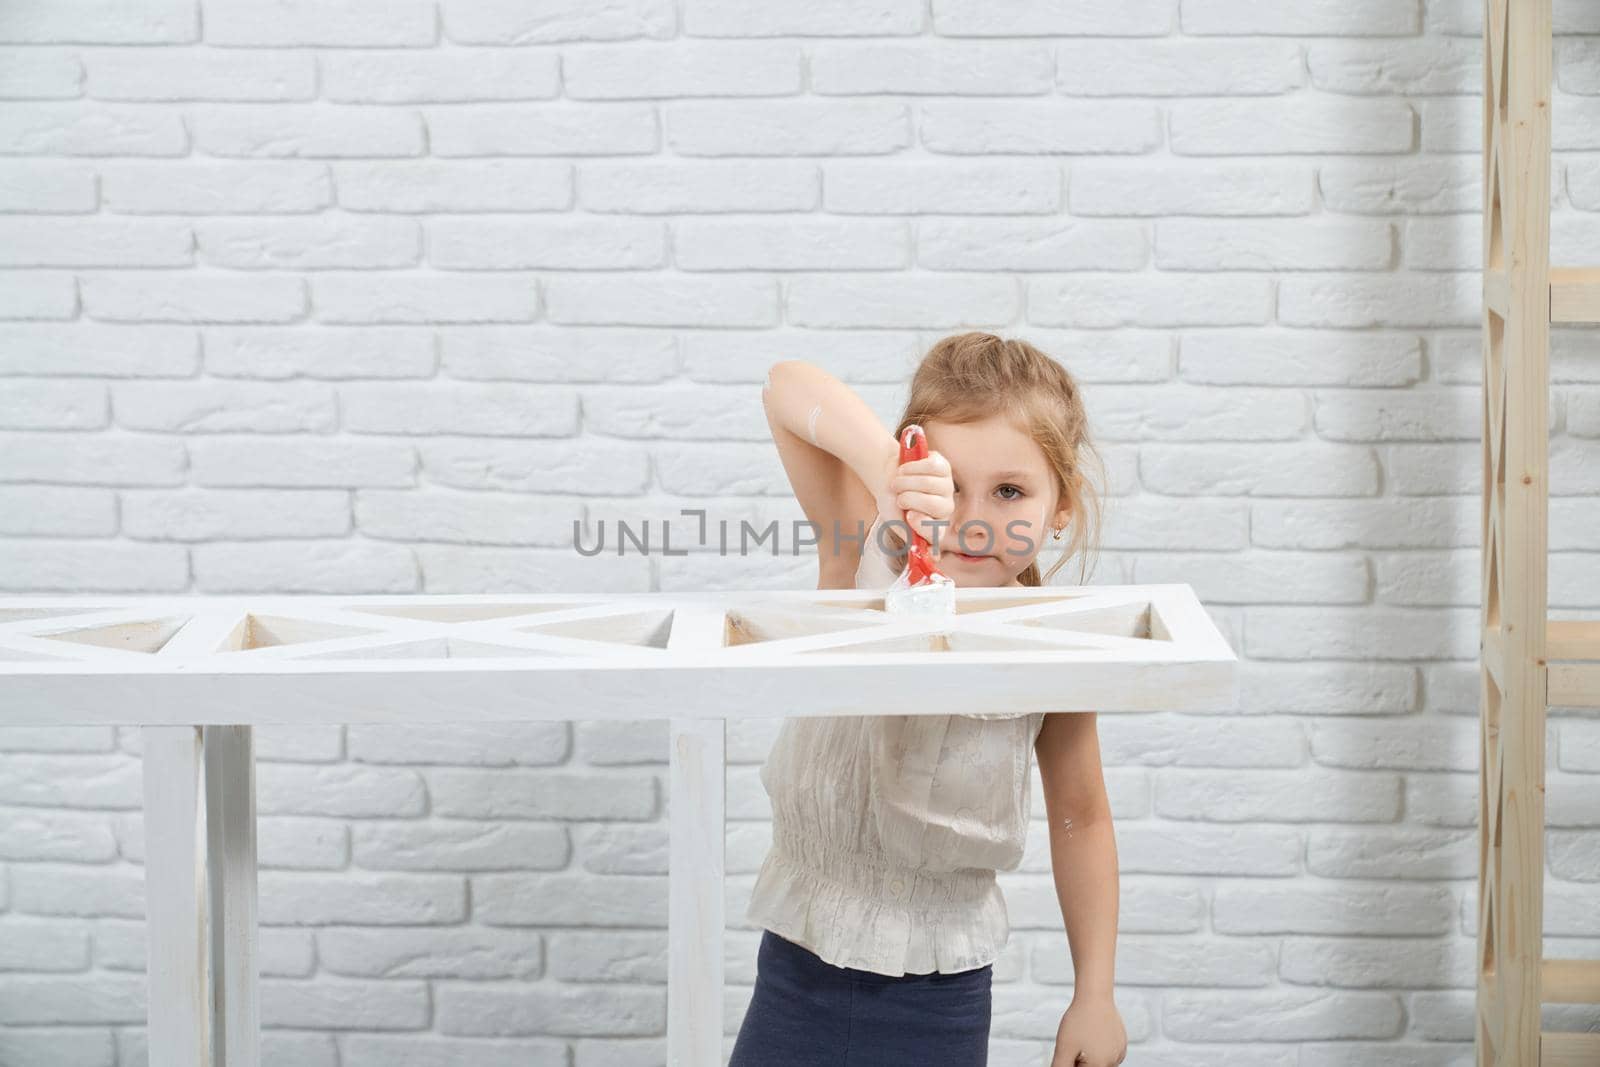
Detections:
[745, 516, 1047, 976]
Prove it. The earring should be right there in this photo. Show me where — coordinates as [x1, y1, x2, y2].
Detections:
[1052, 527, 1063, 540]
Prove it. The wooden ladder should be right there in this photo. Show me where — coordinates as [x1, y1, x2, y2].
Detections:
[1478, 0, 1600, 1062]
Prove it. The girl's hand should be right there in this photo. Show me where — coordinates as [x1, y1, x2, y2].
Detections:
[1050, 993, 1127, 1067]
[875, 443, 953, 557]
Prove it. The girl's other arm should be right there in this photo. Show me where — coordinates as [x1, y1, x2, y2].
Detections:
[762, 361, 898, 587]
[1035, 711, 1127, 1065]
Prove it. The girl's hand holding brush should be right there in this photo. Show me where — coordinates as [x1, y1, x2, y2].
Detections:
[875, 435, 955, 559]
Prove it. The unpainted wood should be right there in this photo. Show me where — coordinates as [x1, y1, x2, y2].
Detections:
[1478, 0, 1553, 1063]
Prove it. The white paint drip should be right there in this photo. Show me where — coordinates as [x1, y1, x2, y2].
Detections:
[806, 403, 822, 447]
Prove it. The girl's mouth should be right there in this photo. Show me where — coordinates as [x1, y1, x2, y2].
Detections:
[952, 551, 991, 563]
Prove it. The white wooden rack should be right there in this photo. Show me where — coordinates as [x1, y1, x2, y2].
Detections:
[0, 584, 1235, 1065]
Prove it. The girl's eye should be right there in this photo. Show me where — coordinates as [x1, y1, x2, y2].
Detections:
[996, 484, 1024, 501]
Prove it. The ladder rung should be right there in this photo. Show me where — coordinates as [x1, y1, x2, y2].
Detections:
[1546, 620, 1600, 661]
[1544, 620, 1600, 706]
[1550, 266, 1600, 323]
[1543, 957, 1600, 1004]
[1482, 267, 1600, 323]
[1542, 1030, 1600, 1066]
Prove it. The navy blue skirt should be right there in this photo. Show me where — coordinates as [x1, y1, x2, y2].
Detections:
[728, 929, 993, 1067]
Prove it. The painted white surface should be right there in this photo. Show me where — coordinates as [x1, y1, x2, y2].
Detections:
[0, 588, 1234, 726]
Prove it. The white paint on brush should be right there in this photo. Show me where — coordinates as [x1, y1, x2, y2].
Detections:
[806, 403, 822, 447]
[883, 575, 956, 616]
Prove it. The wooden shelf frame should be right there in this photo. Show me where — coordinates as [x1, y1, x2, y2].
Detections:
[0, 585, 1235, 1067]
[1478, 1, 1600, 1063]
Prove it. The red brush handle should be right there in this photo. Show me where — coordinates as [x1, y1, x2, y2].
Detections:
[897, 425, 943, 586]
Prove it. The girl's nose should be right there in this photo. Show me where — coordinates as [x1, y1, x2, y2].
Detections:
[953, 514, 991, 552]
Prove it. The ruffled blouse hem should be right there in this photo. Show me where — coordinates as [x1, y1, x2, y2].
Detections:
[744, 846, 1009, 977]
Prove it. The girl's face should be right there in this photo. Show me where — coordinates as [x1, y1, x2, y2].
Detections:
[922, 414, 1068, 588]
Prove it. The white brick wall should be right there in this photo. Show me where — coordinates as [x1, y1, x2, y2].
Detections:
[1, 0, 1598, 1064]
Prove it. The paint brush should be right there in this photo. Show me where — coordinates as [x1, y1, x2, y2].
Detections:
[883, 424, 957, 617]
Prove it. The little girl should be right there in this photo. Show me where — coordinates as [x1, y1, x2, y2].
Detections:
[729, 333, 1128, 1067]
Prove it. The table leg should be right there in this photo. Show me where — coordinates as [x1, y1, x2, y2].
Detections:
[142, 726, 208, 1067]
[142, 725, 260, 1067]
[667, 716, 725, 1067]
[203, 725, 259, 1067]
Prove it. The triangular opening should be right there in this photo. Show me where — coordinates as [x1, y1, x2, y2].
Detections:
[219, 614, 379, 652]
[346, 603, 585, 623]
[726, 606, 882, 647]
[799, 629, 1102, 656]
[0, 607, 114, 625]
[40, 617, 191, 655]
[1485, 536, 1500, 630]
[1495, 7, 1508, 122]
[304, 637, 557, 661]
[1015, 602, 1154, 640]
[1488, 182, 1504, 271]
[1481, 887, 1495, 975]
[518, 609, 676, 649]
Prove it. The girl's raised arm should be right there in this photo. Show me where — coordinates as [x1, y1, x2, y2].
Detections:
[762, 360, 898, 588]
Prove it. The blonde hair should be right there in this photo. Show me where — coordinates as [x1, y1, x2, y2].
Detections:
[884, 332, 1107, 587]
